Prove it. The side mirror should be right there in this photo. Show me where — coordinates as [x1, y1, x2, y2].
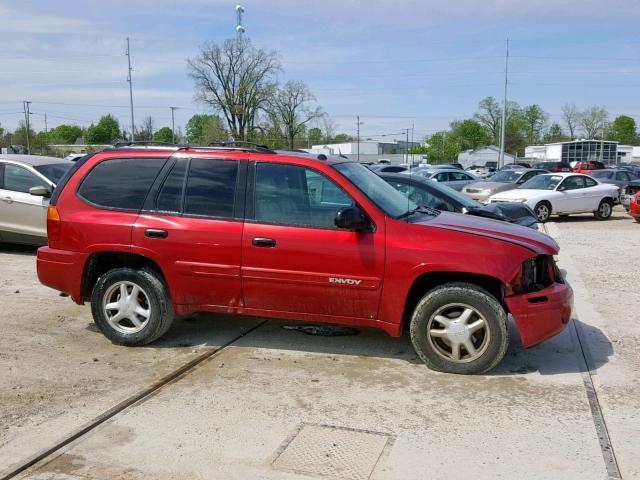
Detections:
[334, 206, 371, 232]
[29, 185, 51, 197]
[557, 185, 566, 192]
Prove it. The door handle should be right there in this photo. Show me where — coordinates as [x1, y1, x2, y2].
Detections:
[1, 196, 13, 204]
[252, 237, 276, 248]
[145, 228, 168, 239]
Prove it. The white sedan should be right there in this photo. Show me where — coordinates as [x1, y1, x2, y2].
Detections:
[488, 172, 619, 222]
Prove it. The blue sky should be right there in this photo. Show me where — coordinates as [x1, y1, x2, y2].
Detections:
[1, 0, 640, 143]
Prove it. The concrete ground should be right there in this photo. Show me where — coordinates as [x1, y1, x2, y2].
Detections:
[1, 208, 637, 480]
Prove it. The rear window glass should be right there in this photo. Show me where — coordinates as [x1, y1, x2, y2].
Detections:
[156, 159, 187, 213]
[184, 158, 238, 218]
[77, 158, 166, 211]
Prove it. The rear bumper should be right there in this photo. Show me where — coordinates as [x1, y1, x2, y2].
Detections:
[504, 282, 573, 348]
[629, 200, 640, 219]
[37, 247, 86, 303]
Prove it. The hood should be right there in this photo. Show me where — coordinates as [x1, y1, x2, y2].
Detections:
[411, 211, 558, 254]
[465, 181, 514, 192]
[489, 188, 540, 200]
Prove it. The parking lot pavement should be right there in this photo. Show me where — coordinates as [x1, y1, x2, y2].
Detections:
[3, 210, 637, 479]
[545, 209, 640, 479]
[0, 244, 263, 474]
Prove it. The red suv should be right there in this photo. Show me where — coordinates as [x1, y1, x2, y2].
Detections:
[36, 144, 573, 374]
[573, 161, 606, 174]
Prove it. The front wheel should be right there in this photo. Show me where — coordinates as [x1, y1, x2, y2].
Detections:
[594, 199, 613, 220]
[91, 267, 174, 346]
[534, 201, 551, 222]
[409, 283, 509, 374]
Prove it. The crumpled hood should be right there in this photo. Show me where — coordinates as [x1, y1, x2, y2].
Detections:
[411, 211, 558, 254]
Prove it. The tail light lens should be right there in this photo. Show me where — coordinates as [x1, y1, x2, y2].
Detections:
[47, 205, 61, 241]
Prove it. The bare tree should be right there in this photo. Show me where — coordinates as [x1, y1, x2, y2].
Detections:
[473, 96, 501, 144]
[579, 106, 609, 139]
[561, 103, 580, 139]
[269, 81, 323, 149]
[187, 38, 281, 141]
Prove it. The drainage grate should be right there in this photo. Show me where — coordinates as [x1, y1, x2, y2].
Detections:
[272, 424, 391, 480]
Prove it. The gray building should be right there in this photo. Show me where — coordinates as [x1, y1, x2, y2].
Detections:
[457, 146, 516, 169]
[525, 140, 619, 164]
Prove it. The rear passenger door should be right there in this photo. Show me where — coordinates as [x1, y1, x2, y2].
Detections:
[131, 156, 245, 309]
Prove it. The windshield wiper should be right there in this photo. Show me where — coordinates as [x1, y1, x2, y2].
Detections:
[396, 204, 440, 220]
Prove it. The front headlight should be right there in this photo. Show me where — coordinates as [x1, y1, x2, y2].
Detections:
[512, 198, 528, 203]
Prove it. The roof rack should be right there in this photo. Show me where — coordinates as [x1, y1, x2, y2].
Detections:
[107, 141, 181, 151]
[207, 141, 275, 153]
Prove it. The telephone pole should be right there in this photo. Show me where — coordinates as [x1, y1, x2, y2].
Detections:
[356, 115, 361, 162]
[44, 112, 49, 151]
[126, 37, 135, 142]
[23, 101, 31, 154]
[170, 107, 177, 143]
[498, 38, 509, 168]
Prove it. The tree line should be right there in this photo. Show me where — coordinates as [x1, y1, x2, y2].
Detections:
[413, 98, 639, 163]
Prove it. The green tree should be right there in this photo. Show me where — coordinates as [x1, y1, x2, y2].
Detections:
[331, 133, 353, 143]
[269, 81, 323, 149]
[450, 119, 490, 150]
[521, 104, 548, 145]
[543, 123, 566, 143]
[11, 121, 36, 148]
[48, 124, 83, 144]
[185, 114, 228, 144]
[425, 131, 461, 163]
[153, 127, 174, 143]
[607, 115, 637, 144]
[85, 115, 121, 144]
[307, 127, 322, 145]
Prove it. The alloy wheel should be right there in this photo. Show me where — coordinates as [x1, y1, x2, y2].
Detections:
[102, 281, 151, 334]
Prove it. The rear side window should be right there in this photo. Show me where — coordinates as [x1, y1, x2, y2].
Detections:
[184, 158, 238, 218]
[77, 158, 166, 211]
[156, 159, 188, 213]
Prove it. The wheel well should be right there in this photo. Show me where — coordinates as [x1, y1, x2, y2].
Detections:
[601, 197, 614, 204]
[81, 252, 166, 301]
[402, 271, 505, 333]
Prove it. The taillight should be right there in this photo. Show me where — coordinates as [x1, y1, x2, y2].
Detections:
[47, 205, 61, 241]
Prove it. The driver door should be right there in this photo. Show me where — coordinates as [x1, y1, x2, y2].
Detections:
[241, 162, 385, 319]
[556, 176, 587, 212]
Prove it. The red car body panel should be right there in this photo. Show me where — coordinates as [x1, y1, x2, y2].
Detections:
[629, 192, 640, 220]
[36, 148, 573, 348]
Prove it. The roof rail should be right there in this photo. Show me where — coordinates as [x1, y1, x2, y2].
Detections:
[109, 141, 180, 148]
[207, 141, 275, 153]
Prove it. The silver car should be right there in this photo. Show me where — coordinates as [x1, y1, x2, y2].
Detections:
[0, 155, 74, 245]
[462, 168, 548, 204]
[409, 167, 479, 191]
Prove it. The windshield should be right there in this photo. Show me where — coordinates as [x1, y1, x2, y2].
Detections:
[520, 174, 563, 190]
[34, 163, 73, 185]
[334, 162, 416, 218]
[488, 170, 522, 183]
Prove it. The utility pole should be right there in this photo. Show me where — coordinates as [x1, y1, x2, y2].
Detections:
[405, 128, 409, 164]
[356, 115, 360, 162]
[44, 112, 48, 152]
[126, 37, 135, 142]
[23, 101, 31, 154]
[170, 107, 177, 143]
[498, 38, 509, 168]
[236, 5, 245, 41]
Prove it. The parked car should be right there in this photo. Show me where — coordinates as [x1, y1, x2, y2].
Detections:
[573, 161, 606, 174]
[0, 155, 74, 245]
[63, 153, 87, 162]
[462, 168, 548, 204]
[587, 168, 639, 197]
[489, 173, 619, 222]
[429, 163, 464, 170]
[380, 173, 539, 228]
[36, 145, 572, 375]
[628, 192, 640, 223]
[534, 161, 573, 172]
[466, 165, 496, 179]
[618, 163, 640, 177]
[368, 164, 408, 173]
[500, 162, 532, 170]
[411, 167, 478, 191]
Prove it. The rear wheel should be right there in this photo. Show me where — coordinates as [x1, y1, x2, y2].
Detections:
[91, 267, 174, 346]
[409, 283, 509, 375]
[534, 201, 551, 222]
[594, 199, 613, 220]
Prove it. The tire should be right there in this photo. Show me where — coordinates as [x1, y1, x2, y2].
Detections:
[409, 282, 509, 375]
[594, 199, 613, 220]
[534, 201, 551, 222]
[91, 267, 174, 346]
[635, 218, 640, 223]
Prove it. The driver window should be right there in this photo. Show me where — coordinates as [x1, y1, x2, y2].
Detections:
[3, 164, 47, 193]
[254, 163, 354, 229]
[561, 176, 585, 190]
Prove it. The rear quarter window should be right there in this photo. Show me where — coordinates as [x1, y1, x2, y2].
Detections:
[77, 157, 166, 211]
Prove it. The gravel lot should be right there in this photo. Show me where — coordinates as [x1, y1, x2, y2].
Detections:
[1, 207, 638, 479]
